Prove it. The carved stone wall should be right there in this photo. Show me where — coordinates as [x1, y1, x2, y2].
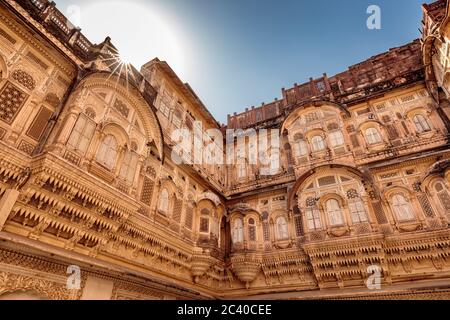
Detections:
[0, 0, 450, 300]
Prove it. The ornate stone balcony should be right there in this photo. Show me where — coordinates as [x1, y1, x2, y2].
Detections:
[190, 249, 215, 283]
[230, 253, 262, 289]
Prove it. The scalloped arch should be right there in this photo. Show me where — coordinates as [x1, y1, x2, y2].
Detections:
[73, 72, 164, 161]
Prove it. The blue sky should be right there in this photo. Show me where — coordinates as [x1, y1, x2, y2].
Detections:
[54, 0, 432, 124]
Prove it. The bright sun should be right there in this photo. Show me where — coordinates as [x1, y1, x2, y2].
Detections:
[77, 0, 185, 74]
[118, 55, 130, 65]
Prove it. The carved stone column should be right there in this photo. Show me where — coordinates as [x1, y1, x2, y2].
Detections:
[130, 156, 143, 196]
[85, 130, 105, 166]
[7, 100, 39, 144]
[52, 107, 82, 153]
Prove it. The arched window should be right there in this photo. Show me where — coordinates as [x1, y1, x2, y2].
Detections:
[119, 151, 138, 185]
[392, 194, 414, 221]
[158, 188, 169, 215]
[329, 130, 344, 147]
[365, 128, 382, 145]
[276, 216, 289, 240]
[295, 140, 308, 157]
[233, 218, 244, 244]
[325, 199, 344, 226]
[311, 135, 326, 152]
[67, 114, 96, 154]
[96, 135, 118, 170]
[413, 114, 431, 133]
[305, 207, 322, 231]
[248, 218, 256, 241]
[349, 200, 368, 223]
[199, 209, 210, 233]
[435, 182, 450, 212]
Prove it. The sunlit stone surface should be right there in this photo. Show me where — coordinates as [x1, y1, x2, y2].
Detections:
[0, 0, 450, 300]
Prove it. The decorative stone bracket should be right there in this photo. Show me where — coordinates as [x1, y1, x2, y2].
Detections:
[230, 254, 262, 289]
[190, 249, 214, 284]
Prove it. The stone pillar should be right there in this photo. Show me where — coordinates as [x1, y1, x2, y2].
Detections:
[150, 180, 162, 218]
[0, 189, 19, 230]
[85, 131, 104, 164]
[113, 146, 127, 177]
[81, 276, 114, 300]
[7, 101, 39, 144]
[130, 156, 145, 197]
[52, 109, 81, 152]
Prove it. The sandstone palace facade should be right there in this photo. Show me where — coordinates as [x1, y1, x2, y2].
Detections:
[1, 0, 450, 300]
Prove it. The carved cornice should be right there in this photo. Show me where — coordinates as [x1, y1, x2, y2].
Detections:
[0, 272, 71, 300]
[1, 1, 77, 76]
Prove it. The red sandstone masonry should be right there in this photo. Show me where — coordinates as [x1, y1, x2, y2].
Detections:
[227, 40, 424, 129]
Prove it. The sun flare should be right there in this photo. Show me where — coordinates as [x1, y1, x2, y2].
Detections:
[79, 0, 185, 73]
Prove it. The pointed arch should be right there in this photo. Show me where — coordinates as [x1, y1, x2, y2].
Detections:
[159, 178, 179, 198]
